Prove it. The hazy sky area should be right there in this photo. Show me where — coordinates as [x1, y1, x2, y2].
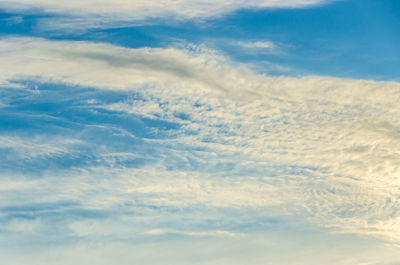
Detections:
[0, 0, 399, 264]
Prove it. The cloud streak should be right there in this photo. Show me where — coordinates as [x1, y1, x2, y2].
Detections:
[0, 0, 333, 19]
[0, 0, 335, 31]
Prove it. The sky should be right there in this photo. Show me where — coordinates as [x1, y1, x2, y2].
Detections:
[0, 0, 399, 264]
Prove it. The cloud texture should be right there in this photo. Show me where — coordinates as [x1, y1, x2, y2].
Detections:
[0, 0, 332, 18]
[1, 37, 399, 250]
[0, 0, 335, 31]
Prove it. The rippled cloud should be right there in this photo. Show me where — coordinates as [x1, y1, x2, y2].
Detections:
[1, 37, 399, 252]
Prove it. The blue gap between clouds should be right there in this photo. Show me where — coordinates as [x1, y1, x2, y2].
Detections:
[0, 82, 181, 173]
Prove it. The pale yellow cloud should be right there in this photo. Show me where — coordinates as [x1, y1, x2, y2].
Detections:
[1, 37, 399, 244]
[0, 0, 331, 20]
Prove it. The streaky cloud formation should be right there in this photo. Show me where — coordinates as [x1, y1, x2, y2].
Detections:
[0, 0, 335, 30]
[0, 0, 333, 18]
[1, 37, 400, 251]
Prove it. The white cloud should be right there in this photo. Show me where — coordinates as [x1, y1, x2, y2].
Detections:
[145, 228, 243, 238]
[0, 0, 333, 19]
[233, 40, 284, 55]
[0, 135, 82, 161]
[237, 41, 276, 50]
[1, 228, 400, 265]
[2, 218, 42, 233]
[0, 37, 400, 245]
[0, 0, 334, 30]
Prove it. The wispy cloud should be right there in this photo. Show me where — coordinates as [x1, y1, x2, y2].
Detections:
[237, 41, 276, 50]
[0, 135, 81, 161]
[233, 40, 285, 56]
[0, 37, 400, 247]
[0, 0, 335, 31]
[2, 15, 23, 25]
[145, 228, 244, 238]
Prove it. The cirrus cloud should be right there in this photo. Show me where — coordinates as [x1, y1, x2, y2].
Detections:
[0, 0, 336, 30]
[0, 37, 400, 246]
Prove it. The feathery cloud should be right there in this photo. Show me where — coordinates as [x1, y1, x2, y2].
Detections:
[0, 37, 399, 245]
[0, 0, 334, 30]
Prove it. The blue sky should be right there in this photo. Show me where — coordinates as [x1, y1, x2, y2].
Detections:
[0, 0, 400, 264]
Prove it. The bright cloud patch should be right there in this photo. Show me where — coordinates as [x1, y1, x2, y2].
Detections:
[237, 41, 276, 49]
[1, 37, 400, 253]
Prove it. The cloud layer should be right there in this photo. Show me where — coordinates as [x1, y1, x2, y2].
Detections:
[0, 0, 334, 31]
[0, 0, 332, 18]
[0, 37, 400, 251]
